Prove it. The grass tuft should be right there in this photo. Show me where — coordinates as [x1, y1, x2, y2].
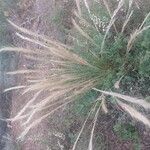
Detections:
[1, 0, 150, 149]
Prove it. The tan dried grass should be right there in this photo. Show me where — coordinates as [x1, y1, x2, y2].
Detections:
[117, 100, 150, 127]
[0, 19, 100, 139]
[127, 11, 150, 52]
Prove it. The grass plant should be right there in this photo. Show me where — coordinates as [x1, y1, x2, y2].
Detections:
[0, 0, 150, 149]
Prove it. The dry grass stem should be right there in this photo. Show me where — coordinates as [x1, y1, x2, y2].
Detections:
[83, 0, 91, 14]
[127, 11, 150, 52]
[101, 95, 108, 114]
[88, 99, 102, 150]
[101, 0, 124, 51]
[72, 102, 98, 150]
[13, 90, 42, 121]
[75, 0, 81, 16]
[8, 20, 70, 49]
[93, 88, 150, 109]
[7, 70, 40, 75]
[72, 19, 99, 48]
[102, 0, 118, 33]
[121, 10, 133, 33]
[18, 99, 76, 139]
[4, 86, 26, 92]
[117, 100, 150, 127]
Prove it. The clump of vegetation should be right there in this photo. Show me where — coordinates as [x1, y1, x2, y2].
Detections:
[114, 123, 138, 141]
[113, 123, 140, 149]
[0, 0, 150, 149]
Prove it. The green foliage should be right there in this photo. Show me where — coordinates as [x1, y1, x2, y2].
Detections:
[70, 0, 150, 96]
[65, 0, 150, 148]
[52, 8, 67, 33]
[73, 90, 98, 116]
[138, 30, 150, 77]
[113, 123, 139, 141]
[113, 123, 140, 150]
